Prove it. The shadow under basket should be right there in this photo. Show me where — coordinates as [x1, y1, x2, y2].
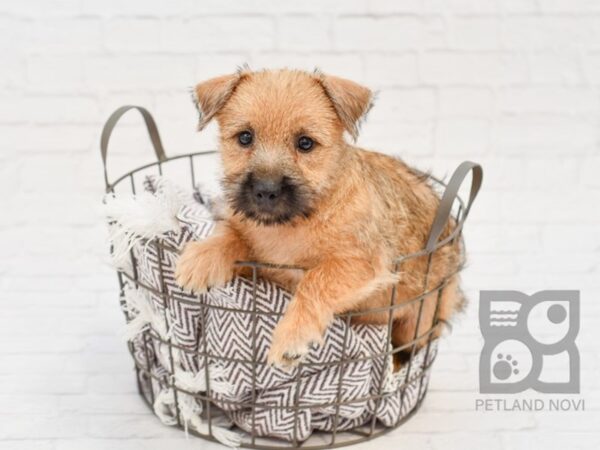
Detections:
[101, 106, 483, 449]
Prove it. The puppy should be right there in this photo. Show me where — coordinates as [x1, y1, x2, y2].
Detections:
[176, 68, 464, 368]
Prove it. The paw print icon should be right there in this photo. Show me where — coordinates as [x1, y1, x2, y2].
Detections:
[479, 290, 579, 394]
[493, 353, 520, 380]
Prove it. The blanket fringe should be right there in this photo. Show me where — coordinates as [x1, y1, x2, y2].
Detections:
[175, 366, 234, 397]
[103, 178, 185, 270]
[154, 388, 242, 448]
[121, 285, 169, 341]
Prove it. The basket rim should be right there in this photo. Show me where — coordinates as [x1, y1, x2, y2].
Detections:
[119, 259, 462, 322]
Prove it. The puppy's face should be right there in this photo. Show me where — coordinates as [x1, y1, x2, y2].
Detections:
[193, 69, 372, 226]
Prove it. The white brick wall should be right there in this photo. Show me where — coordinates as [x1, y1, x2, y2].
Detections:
[0, 1, 598, 449]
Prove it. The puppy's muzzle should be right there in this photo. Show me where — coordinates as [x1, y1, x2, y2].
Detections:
[252, 178, 282, 211]
[229, 171, 312, 225]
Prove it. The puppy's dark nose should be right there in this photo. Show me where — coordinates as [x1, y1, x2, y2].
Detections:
[252, 178, 282, 207]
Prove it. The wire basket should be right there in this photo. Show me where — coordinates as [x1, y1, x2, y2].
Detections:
[100, 106, 482, 449]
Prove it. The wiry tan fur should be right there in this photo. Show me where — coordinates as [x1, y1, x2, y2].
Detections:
[176, 69, 464, 368]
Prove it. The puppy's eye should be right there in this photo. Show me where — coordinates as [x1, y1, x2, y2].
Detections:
[297, 136, 314, 153]
[238, 131, 253, 147]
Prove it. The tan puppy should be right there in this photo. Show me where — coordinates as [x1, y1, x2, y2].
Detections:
[176, 68, 463, 368]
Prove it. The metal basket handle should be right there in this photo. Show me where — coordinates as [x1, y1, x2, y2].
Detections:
[100, 105, 168, 189]
[425, 161, 483, 252]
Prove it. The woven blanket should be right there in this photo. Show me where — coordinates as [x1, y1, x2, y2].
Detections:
[105, 177, 437, 447]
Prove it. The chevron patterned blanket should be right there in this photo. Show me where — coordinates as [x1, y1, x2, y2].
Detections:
[106, 177, 437, 446]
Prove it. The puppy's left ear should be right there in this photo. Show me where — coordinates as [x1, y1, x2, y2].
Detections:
[315, 73, 374, 140]
[192, 70, 248, 130]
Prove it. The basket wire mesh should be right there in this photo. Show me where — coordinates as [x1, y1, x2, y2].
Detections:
[101, 106, 482, 449]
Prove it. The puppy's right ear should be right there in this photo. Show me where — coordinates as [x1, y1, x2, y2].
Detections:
[192, 71, 247, 130]
[314, 71, 374, 141]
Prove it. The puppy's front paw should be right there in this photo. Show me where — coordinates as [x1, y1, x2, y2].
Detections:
[267, 319, 323, 369]
[175, 240, 235, 293]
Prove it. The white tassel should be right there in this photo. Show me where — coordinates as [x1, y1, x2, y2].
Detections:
[103, 179, 185, 269]
[175, 365, 234, 396]
[153, 388, 178, 426]
[208, 418, 243, 448]
[107, 224, 134, 272]
[153, 388, 242, 447]
[121, 286, 153, 340]
[184, 401, 242, 448]
[121, 286, 169, 342]
[155, 341, 182, 371]
[178, 392, 203, 436]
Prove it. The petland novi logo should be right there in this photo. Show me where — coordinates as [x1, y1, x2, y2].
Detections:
[475, 290, 584, 412]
